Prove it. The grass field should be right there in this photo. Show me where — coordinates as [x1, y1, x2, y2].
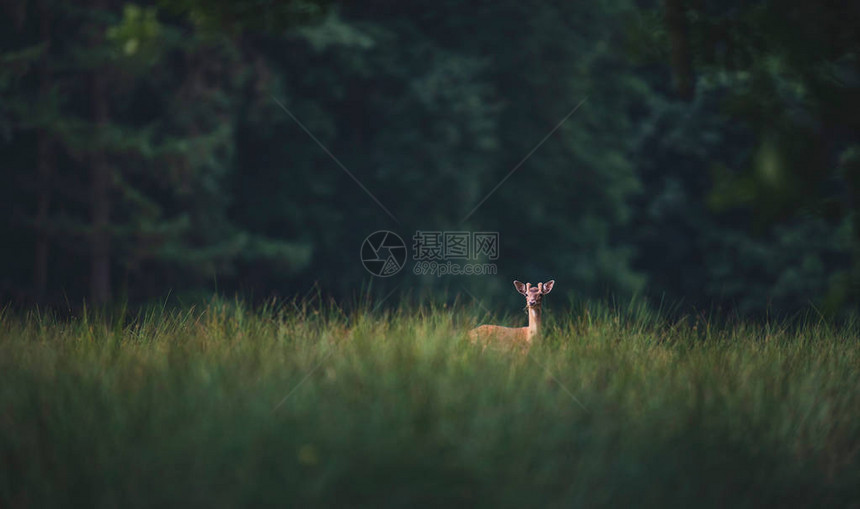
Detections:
[2, 299, 859, 507]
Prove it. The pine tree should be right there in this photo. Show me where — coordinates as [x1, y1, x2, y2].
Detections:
[0, 0, 315, 304]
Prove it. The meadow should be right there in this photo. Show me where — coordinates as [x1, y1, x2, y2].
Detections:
[1, 299, 859, 507]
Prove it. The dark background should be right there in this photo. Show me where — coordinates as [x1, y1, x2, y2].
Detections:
[2, 0, 859, 316]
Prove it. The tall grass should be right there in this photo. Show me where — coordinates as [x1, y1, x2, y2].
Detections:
[1, 299, 859, 507]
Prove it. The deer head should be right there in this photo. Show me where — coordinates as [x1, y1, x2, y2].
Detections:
[514, 279, 555, 309]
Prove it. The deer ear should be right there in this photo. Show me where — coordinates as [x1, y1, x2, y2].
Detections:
[541, 280, 555, 294]
[513, 280, 527, 295]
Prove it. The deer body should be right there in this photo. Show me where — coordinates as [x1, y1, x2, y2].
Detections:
[469, 280, 554, 351]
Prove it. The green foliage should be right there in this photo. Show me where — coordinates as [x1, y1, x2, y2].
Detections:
[1, 304, 859, 506]
[232, 1, 649, 299]
[1, 0, 860, 316]
[158, 0, 331, 35]
[105, 3, 161, 66]
[0, 1, 311, 303]
[679, 0, 860, 310]
[632, 58, 857, 315]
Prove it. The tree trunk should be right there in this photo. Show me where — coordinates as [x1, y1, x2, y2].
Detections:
[34, 135, 54, 299]
[33, 0, 53, 299]
[90, 71, 112, 305]
[664, 0, 694, 101]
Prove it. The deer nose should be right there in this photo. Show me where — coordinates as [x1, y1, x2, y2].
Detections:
[528, 299, 536, 306]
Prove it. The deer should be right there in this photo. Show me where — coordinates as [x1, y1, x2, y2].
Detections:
[469, 280, 555, 351]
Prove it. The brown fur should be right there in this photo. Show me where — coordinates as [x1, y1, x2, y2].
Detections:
[469, 280, 555, 352]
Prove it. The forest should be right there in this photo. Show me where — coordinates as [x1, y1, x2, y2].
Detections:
[3, 2, 860, 506]
[2, 0, 859, 316]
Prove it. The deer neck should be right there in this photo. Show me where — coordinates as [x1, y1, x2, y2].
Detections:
[527, 306, 542, 342]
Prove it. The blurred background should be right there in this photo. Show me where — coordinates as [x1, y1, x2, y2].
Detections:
[1, 0, 859, 316]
